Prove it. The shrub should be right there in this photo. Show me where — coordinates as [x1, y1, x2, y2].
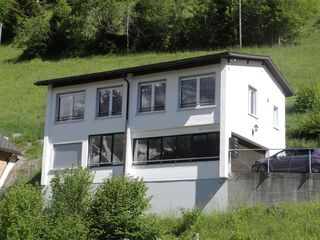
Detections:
[50, 167, 93, 217]
[174, 208, 201, 240]
[14, 14, 50, 58]
[293, 85, 320, 113]
[88, 176, 159, 240]
[0, 185, 47, 240]
[48, 167, 93, 240]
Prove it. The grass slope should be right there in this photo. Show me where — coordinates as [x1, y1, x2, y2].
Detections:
[160, 201, 320, 239]
[0, 32, 319, 156]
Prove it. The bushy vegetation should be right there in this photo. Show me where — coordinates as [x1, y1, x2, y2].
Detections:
[3, 168, 320, 239]
[1, 0, 319, 57]
[0, 168, 158, 240]
[89, 176, 158, 240]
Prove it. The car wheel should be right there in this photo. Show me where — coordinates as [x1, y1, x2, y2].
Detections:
[311, 164, 320, 173]
[259, 164, 268, 173]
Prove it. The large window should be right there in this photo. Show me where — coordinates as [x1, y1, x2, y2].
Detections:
[248, 86, 257, 116]
[133, 132, 219, 164]
[180, 74, 215, 108]
[139, 81, 166, 112]
[97, 87, 123, 117]
[53, 143, 82, 169]
[57, 91, 85, 121]
[88, 133, 124, 166]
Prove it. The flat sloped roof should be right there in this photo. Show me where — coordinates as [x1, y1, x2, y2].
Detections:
[0, 135, 21, 155]
[34, 51, 294, 97]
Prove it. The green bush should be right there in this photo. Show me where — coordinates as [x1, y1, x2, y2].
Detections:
[48, 167, 93, 240]
[50, 167, 93, 217]
[174, 208, 201, 240]
[293, 85, 320, 113]
[88, 176, 159, 240]
[14, 14, 50, 58]
[0, 185, 47, 240]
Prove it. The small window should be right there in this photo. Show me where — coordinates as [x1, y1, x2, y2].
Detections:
[53, 143, 82, 169]
[248, 86, 257, 116]
[273, 106, 278, 128]
[97, 87, 122, 117]
[180, 74, 215, 108]
[57, 92, 85, 121]
[138, 82, 166, 112]
[88, 133, 124, 166]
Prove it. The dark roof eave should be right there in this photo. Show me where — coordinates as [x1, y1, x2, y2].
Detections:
[34, 51, 294, 97]
[0, 147, 21, 156]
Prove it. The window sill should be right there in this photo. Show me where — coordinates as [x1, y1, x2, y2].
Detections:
[178, 105, 216, 111]
[132, 157, 219, 166]
[54, 119, 85, 125]
[88, 162, 124, 168]
[248, 113, 258, 120]
[136, 110, 166, 116]
[95, 114, 123, 120]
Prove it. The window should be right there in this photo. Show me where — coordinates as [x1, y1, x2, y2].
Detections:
[180, 74, 215, 108]
[133, 132, 219, 164]
[57, 92, 85, 121]
[139, 81, 166, 112]
[88, 133, 124, 166]
[248, 86, 257, 116]
[53, 143, 82, 169]
[273, 106, 278, 128]
[97, 87, 122, 117]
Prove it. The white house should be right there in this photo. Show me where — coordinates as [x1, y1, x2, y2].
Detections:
[35, 52, 294, 214]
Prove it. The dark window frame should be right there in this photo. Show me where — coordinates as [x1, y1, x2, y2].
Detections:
[180, 73, 216, 109]
[138, 80, 166, 113]
[88, 132, 124, 167]
[133, 132, 220, 165]
[56, 91, 86, 122]
[97, 86, 123, 118]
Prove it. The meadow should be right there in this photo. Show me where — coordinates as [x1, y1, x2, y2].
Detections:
[0, 32, 320, 157]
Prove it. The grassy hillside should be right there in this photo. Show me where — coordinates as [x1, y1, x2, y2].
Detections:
[0, 32, 320, 157]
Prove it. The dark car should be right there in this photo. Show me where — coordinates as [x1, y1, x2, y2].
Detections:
[252, 148, 320, 173]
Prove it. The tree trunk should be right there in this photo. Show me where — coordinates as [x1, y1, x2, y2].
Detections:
[0, 23, 3, 45]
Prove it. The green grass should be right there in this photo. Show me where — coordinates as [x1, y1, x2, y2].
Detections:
[160, 202, 320, 239]
[1, 32, 320, 156]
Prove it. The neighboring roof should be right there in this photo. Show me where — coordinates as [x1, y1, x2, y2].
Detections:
[0, 135, 21, 155]
[34, 51, 294, 97]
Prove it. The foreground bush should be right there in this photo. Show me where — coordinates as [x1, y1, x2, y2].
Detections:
[0, 185, 46, 240]
[48, 167, 94, 240]
[88, 176, 159, 240]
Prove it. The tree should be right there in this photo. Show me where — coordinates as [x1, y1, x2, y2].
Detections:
[0, 185, 47, 240]
[88, 176, 159, 240]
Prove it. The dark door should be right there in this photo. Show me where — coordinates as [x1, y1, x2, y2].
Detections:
[290, 149, 311, 172]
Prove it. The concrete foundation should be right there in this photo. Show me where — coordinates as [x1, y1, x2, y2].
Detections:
[228, 172, 320, 207]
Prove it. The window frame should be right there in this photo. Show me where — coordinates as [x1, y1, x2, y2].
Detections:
[88, 132, 125, 167]
[137, 80, 166, 113]
[56, 91, 86, 122]
[179, 73, 216, 109]
[133, 132, 220, 165]
[248, 86, 257, 117]
[273, 105, 279, 129]
[96, 86, 123, 118]
[52, 142, 82, 170]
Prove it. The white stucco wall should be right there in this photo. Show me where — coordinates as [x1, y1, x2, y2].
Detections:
[42, 64, 222, 185]
[224, 59, 286, 152]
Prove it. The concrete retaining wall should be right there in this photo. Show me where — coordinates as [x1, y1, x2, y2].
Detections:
[228, 172, 320, 207]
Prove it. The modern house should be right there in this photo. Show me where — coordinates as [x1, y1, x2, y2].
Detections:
[35, 52, 294, 214]
[0, 135, 20, 189]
